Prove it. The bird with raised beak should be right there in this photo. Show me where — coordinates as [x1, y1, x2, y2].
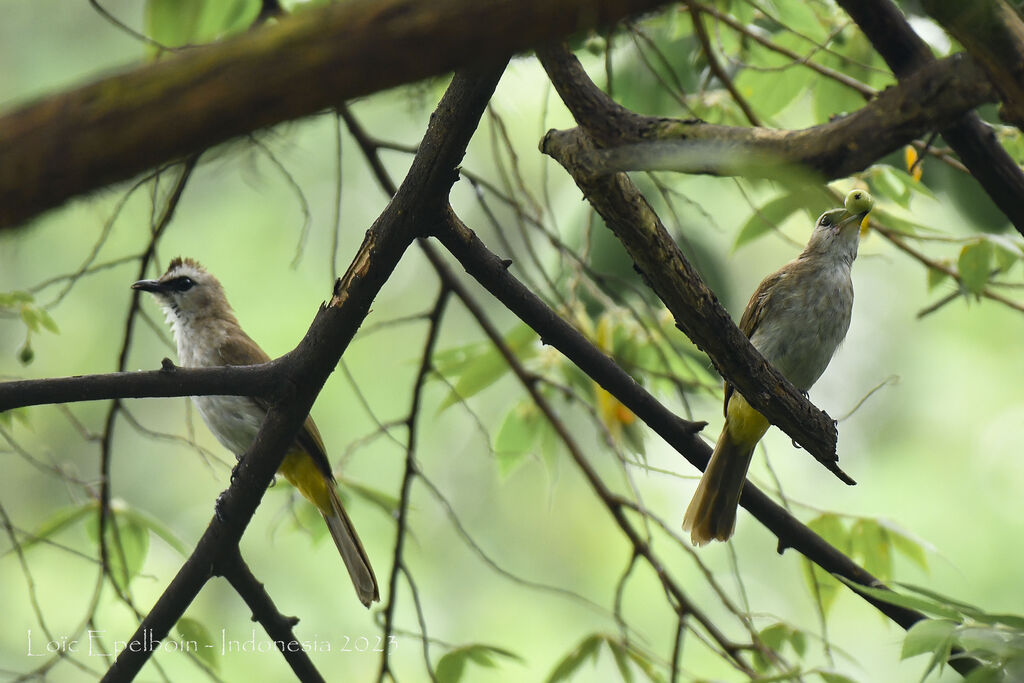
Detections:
[683, 189, 874, 546]
[133, 258, 379, 606]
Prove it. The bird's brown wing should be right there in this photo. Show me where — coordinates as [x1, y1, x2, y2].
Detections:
[217, 332, 272, 365]
[217, 332, 334, 479]
[723, 268, 786, 415]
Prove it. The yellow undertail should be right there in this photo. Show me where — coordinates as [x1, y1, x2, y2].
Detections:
[279, 450, 380, 606]
[683, 393, 769, 545]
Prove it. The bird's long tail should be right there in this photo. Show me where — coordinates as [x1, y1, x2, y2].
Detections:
[324, 485, 379, 607]
[682, 431, 757, 545]
[280, 451, 379, 607]
[683, 393, 769, 545]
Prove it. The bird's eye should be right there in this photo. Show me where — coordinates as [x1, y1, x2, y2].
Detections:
[170, 276, 195, 292]
[820, 216, 832, 227]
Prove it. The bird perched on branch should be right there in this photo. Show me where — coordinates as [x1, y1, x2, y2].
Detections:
[683, 190, 874, 545]
[133, 258, 379, 606]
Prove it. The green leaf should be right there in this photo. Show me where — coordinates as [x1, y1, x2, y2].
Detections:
[985, 234, 1024, 272]
[757, 624, 789, 671]
[833, 576, 961, 620]
[547, 634, 604, 683]
[892, 583, 986, 619]
[876, 210, 932, 235]
[14, 502, 94, 553]
[35, 308, 59, 334]
[963, 664, 1006, 683]
[985, 613, 1024, 630]
[850, 519, 892, 581]
[817, 671, 860, 683]
[494, 404, 540, 456]
[494, 404, 544, 477]
[958, 240, 994, 296]
[145, 0, 255, 50]
[146, 0, 205, 48]
[870, 166, 911, 208]
[770, 0, 829, 41]
[0, 290, 34, 308]
[438, 325, 538, 410]
[735, 193, 815, 249]
[762, 624, 790, 650]
[436, 644, 521, 683]
[812, 57, 867, 122]
[881, 522, 929, 572]
[624, 646, 662, 682]
[754, 623, 806, 672]
[803, 514, 850, 614]
[927, 267, 950, 291]
[0, 407, 29, 428]
[956, 625, 1024, 660]
[621, 421, 647, 458]
[196, 0, 256, 39]
[342, 479, 401, 517]
[435, 650, 470, 683]
[607, 639, 633, 683]
[902, 618, 957, 659]
[20, 306, 39, 333]
[177, 617, 219, 671]
[733, 35, 808, 119]
[86, 507, 151, 592]
[119, 507, 190, 557]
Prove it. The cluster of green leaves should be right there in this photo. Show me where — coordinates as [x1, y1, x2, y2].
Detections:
[748, 621, 861, 683]
[546, 633, 661, 683]
[427, 634, 663, 683]
[144, 0, 256, 51]
[434, 643, 522, 683]
[804, 513, 929, 616]
[143, 0, 347, 52]
[684, 0, 894, 124]
[738, 156, 1024, 304]
[0, 290, 59, 365]
[734, 161, 931, 250]
[433, 313, 714, 477]
[938, 234, 1024, 299]
[22, 499, 187, 592]
[842, 581, 1024, 682]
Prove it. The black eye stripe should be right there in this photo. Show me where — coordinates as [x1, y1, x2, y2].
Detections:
[165, 276, 196, 292]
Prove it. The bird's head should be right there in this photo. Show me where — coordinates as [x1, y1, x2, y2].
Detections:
[804, 190, 873, 265]
[132, 257, 235, 328]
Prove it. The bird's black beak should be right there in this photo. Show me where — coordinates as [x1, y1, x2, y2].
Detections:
[131, 279, 165, 293]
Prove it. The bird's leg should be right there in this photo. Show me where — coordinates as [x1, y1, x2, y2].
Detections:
[229, 459, 242, 485]
[215, 490, 228, 522]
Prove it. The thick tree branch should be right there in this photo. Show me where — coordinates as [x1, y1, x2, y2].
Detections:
[537, 45, 853, 483]
[101, 64, 505, 681]
[836, 0, 1024, 236]
[0, 362, 279, 412]
[0, 0, 671, 231]
[218, 547, 325, 682]
[540, 54, 994, 180]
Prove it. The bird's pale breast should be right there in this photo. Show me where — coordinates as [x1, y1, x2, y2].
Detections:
[175, 325, 265, 458]
[749, 260, 853, 391]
